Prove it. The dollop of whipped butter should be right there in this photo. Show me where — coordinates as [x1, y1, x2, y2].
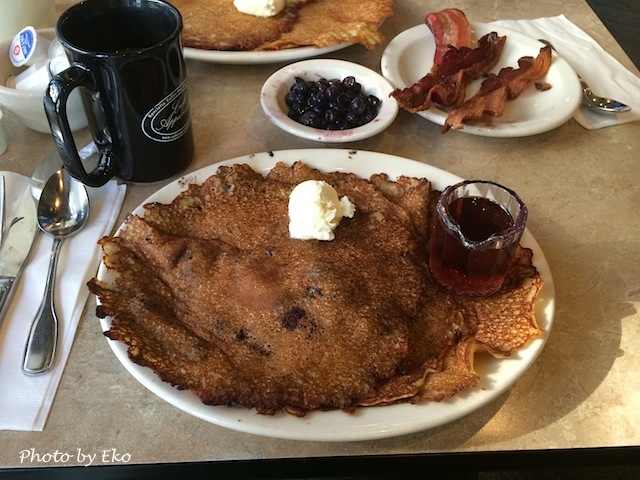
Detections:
[233, 0, 285, 17]
[288, 180, 356, 241]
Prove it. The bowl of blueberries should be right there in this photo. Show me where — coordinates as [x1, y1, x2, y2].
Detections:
[260, 59, 398, 143]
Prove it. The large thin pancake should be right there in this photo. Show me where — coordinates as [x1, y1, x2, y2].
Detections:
[90, 162, 428, 414]
[258, 0, 395, 50]
[171, 0, 309, 51]
[89, 161, 543, 416]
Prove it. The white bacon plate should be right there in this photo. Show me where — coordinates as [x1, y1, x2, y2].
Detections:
[381, 22, 582, 137]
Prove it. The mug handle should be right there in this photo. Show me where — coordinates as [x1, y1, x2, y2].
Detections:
[44, 64, 115, 187]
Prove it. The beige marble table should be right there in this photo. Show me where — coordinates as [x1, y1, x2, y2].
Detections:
[0, 0, 639, 475]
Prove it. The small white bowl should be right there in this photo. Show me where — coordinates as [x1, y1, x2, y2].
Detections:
[260, 59, 398, 143]
[0, 28, 87, 133]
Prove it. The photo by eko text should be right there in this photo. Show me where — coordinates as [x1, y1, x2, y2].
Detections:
[19, 448, 131, 466]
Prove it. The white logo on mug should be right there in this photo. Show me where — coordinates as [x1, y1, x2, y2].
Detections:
[141, 80, 191, 142]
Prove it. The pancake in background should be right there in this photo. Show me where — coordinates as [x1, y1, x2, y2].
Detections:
[258, 0, 395, 50]
[171, 0, 394, 51]
[171, 0, 310, 51]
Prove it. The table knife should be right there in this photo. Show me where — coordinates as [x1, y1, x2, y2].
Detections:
[0, 184, 38, 328]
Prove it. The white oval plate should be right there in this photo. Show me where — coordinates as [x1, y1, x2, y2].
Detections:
[97, 149, 555, 442]
[381, 22, 582, 137]
[260, 59, 399, 143]
[183, 42, 352, 65]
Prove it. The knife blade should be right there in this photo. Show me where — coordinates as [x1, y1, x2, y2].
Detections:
[0, 183, 38, 328]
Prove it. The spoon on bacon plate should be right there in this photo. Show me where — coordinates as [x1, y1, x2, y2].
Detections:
[538, 39, 631, 114]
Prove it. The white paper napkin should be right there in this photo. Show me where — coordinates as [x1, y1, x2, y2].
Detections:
[0, 171, 126, 431]
[491, 14, 640, 129]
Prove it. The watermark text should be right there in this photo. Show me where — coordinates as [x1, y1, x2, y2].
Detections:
[19, 448, 131, 466]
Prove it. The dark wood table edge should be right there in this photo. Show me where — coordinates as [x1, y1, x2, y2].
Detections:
[587, 0, 640, 69]
[1, 446, 639, 479]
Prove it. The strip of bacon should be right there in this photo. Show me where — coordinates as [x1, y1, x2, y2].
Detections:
[391, 32, 507, 113]
[442, 46, 552, 132]
[425, 8, 474, 65]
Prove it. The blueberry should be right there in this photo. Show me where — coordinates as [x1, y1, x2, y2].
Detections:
[367, 95, 381, 108]
[299, 111, 322, 128]
[363, 110, 377, 124]
[349, 96, 365, 116]
[336, 92, 349, 107]
[324, 109, 337, 124]
[308, 91, 327, 109]
[342, 76, 356, 88]
[345, 111, 359, 127]
[316, 78, 329, 92]
[291, 77, 307, 93]
[285, 91, 304, 110]
[325, 85, 340, 101]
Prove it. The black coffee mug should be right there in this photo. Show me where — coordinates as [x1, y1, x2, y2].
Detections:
[45, 0, 194, 187]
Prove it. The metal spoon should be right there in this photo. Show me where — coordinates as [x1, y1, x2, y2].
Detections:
[30, 150, 64, 202]
[579, 78, 632, 113]
[22, 169, 89, 375]
[538, 39, 631, 114]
